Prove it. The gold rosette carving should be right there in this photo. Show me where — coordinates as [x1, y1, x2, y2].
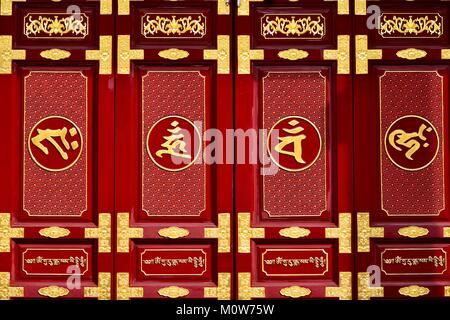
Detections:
[280, 286, 311, 298]
[158, 48, 189, 60]
[398, 285, 430, 298]
[396, 48, 427, 60]
[279, 226, 311, 238]
[40, 49, 71, 60]
[39, 226, 70, 238]
[158, 286, 189, 298]
[158, 226, 189, 239]
[278, 49, 309, 61]
[398, 226, 429, 238]
[38, 286, 69, 298]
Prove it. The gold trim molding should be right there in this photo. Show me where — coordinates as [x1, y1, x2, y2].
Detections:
[117, 272, 144, 300]
[324, 0, 349, 15]
[325, 272, 352, 300]
[325, 213, 351, 253]
[1, 0, 26, 16]
[117, 35, 144, 74]
[204, 273, 231, 300]
[218, 0, 230, 15]
[38, 286, 69, 298]
[40, 49, 71, 60]
[0, 213, 24, 252]
[84, 272, 111, 300]
[204, 213, 231, 253]
[355, 35, 382, 74]
[158, 48, 189, 60]
[238, 273, 265, 300]
[204, 35, 230, 74]
[238, 0, 263, 16]
[280, 286, 311, 298]
[357, 213, 384, 252]
[398, 226, 429, 238]
[279, 226, 311, 239]
[0, 36, 26, 74]
[85, 213, 111, 253]
[0, 272, 24, 300]
[86, 36, 112, 75]
[158, 286, 189, 299]
[278, 49, 309, 61]
[117, 212, 143, 253]
[158, 226, 189, 239]
[324, 35, 350, 75]
[358, 272, 384, 300]
[355, 0, 366, 15]
[238, 213, 264, 253]
[118, 0, 143, 15]
[396, 48, 427, 60]
[237, 35, 264, 75]
[39, 226, 70, 238]
[399, 285, 430, 298]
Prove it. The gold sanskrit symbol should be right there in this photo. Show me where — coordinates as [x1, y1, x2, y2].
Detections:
[274, 119, 307, 164]
[31, 127, 80, 160]
[156, 121, 191, 159]
[388, 124, 433, 160]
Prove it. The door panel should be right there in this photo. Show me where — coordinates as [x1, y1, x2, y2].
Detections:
[354, 0, 450, 299]
[0, 1, 114, 299]
[115, 0, 233, 299]
[235, 0, 354, 299]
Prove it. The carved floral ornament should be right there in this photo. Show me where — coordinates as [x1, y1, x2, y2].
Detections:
[142, 14, 206, 38]
[261, 14, 325, 39]
[379, 14, 443, 38]
[24, 14, 88, 38]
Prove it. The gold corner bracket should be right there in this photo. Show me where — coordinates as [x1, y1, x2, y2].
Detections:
[325, 272, 352, 300]
[204, 213, 231, 253]
[117, 212, 143, 253]
[357, 213, 384, 253]
[237, 35, 264, 75]
[0, 272, 24, 300]
[358, 272, 384, 300]
[204, 35, 230, 75]
[238, 273, 265, 300]
[0, 213, 24, 252]
[204, 273, 231, 300]
[355, 35, 382, 74]
[117, 272, 144, 300]
[84, 272, 111, 300]
[86, 36, 112, 75]
[85, 213, 112, 253]
[324, 35, 350, 75]
[324, 0, 349, 15]
[237, 212, 264, 253]
[117, 35, 144, 74]
[0, 0, 25, 16]
[118, 0, 143, 15]
[237, 0, 263, 16]
[0, 36, 26, 74]
[325, 213, 351, 254]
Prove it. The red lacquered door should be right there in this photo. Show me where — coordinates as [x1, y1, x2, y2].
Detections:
[115, 0, 234, 299]
[354, 0, 450, 299]
[234, 0, 354, 299]
[0, 0, 114, 299]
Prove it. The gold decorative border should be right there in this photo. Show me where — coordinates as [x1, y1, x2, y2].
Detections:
[141, 70, 206, 217]
[23, 13, 89, 39]
[260, 14, 326, 40]
[262, 71, 327, 217]
[380, 248, 447, 276]
[23, 71, 88, 217]
[379, 70, 445, 216]
[21, 248, 89, 276]
[379, 13, 443, 39]
[141, 13, 207, 39]
[261, 248, 329, 277]
[139, 248, 207, 276]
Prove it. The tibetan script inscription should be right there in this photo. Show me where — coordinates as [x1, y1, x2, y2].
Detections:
[261, 248, 329, 277]
[139, 248, 208, 277]
[381, 248, 447, 276]
[21, 248, 89, 276]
